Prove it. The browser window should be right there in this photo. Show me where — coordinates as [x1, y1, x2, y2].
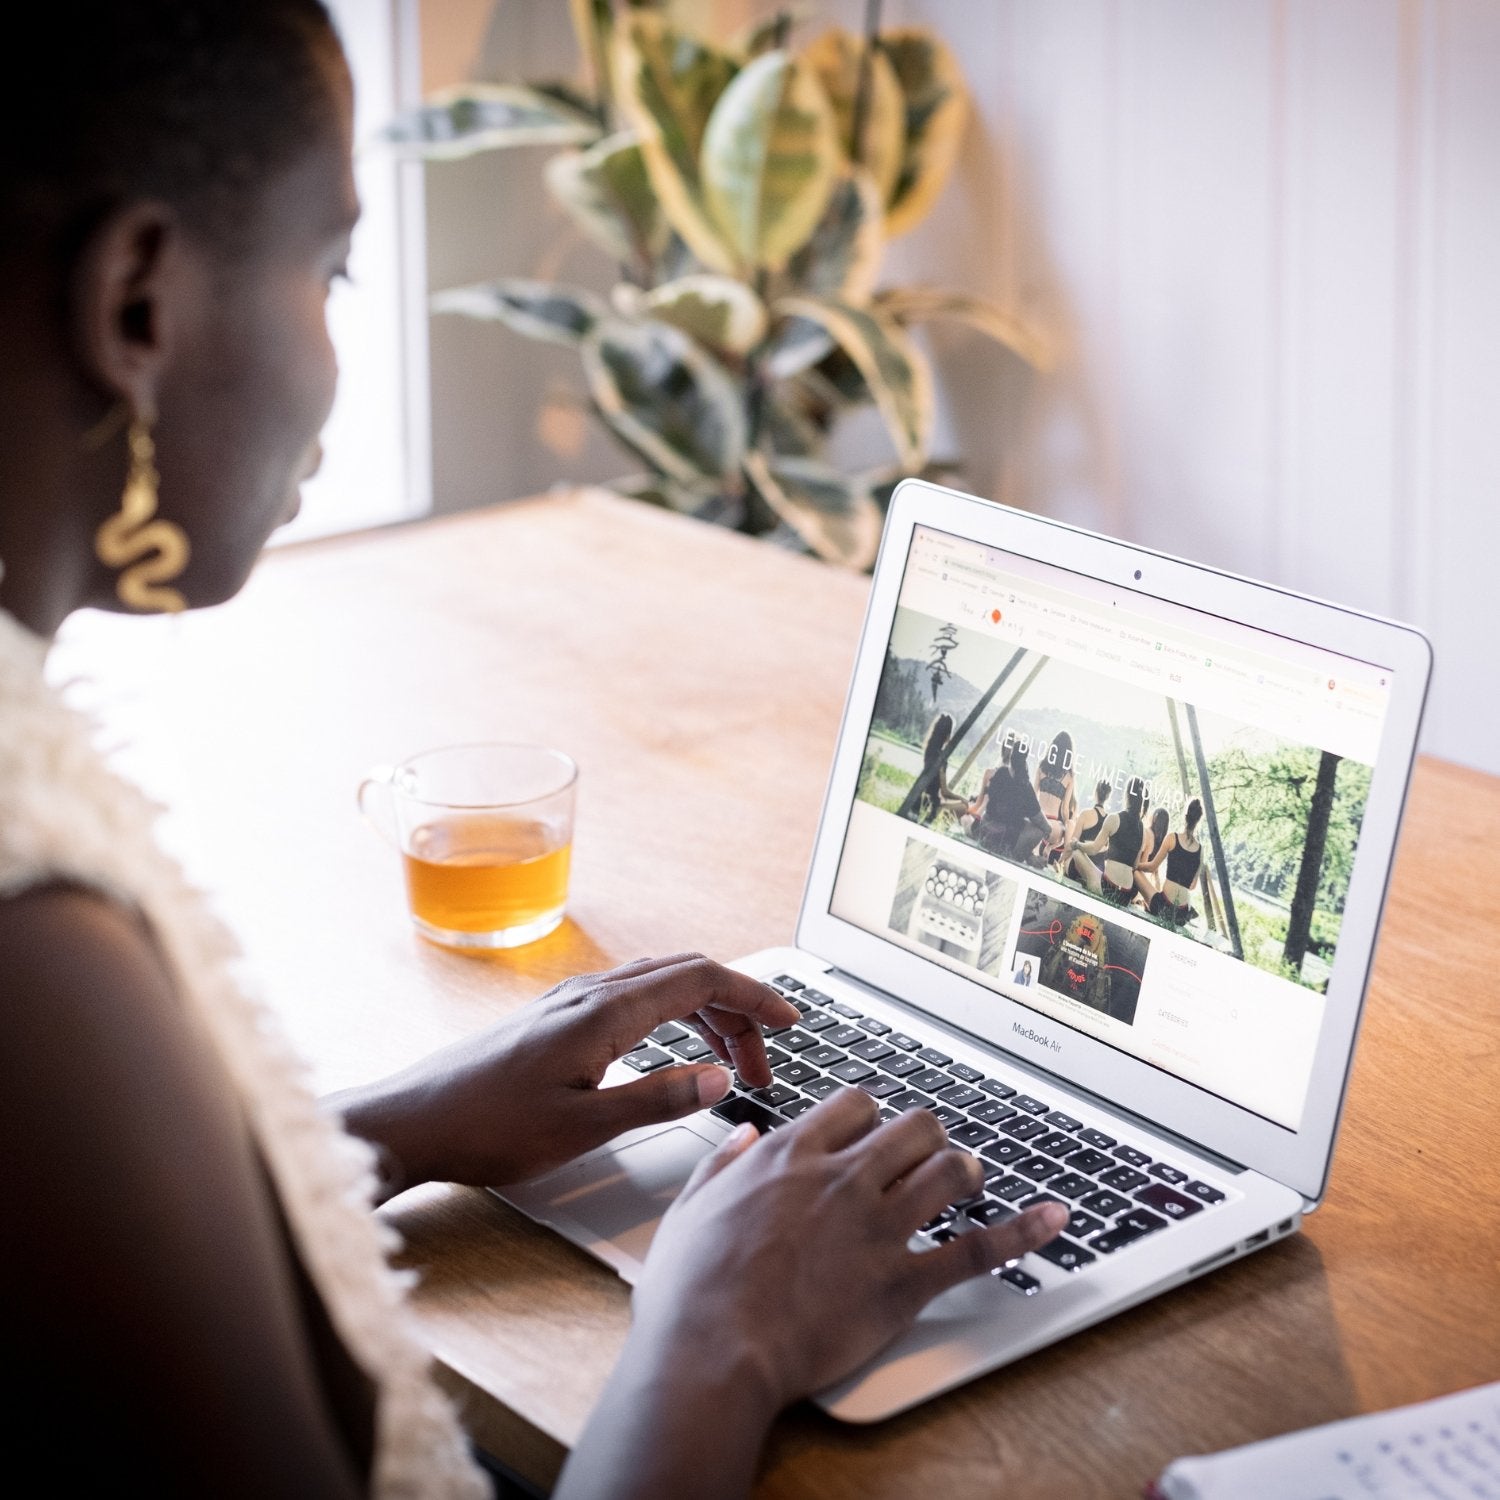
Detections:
[829, 525, 1391, 1131]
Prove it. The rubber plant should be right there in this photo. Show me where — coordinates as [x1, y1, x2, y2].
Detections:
[385, 0, 1048, 569]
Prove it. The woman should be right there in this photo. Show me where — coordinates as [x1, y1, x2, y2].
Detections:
[1033, 730, 1077, 859]
[0, 6, 1063, 1496]
[1141, 798, 1206, 926]
[1076, 778, 1148, 905]
[914, 710, 968, 824]
[1065, 779, 1113, 892]
[1133, 805, 1171, 905]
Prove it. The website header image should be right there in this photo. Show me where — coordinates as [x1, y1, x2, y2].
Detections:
[854, 606, 1373, 995]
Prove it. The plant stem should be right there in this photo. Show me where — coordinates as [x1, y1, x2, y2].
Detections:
[772, 11, 792, 50]
[849, 0, 885, 167]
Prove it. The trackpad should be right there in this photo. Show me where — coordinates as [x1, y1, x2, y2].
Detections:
[525, 1127, 717, 1277]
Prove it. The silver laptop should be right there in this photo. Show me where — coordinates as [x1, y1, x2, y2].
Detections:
[498, 479, 1431, 1422]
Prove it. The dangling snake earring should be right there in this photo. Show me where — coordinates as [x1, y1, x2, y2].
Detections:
[92, 408, 191, 612]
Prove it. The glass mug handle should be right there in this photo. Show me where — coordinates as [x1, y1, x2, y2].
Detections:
[357, 765, 400, 847]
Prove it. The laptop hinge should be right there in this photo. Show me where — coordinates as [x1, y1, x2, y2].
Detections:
[828, 966, 1250, 1177]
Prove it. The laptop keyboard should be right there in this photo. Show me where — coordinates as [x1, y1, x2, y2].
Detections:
[622, 972, 1230, 1295]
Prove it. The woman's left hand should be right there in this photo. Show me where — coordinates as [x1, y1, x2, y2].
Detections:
[327, 953, 798, 1199]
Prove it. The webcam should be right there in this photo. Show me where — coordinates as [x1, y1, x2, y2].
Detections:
[1133, 568, 1142, 581]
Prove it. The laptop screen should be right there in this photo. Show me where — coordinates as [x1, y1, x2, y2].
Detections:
[829, 524, 1393, 1132]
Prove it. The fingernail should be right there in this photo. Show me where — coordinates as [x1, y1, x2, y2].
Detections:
[729, 1122, 757, 1146]
[697, 1066, 732, 1106]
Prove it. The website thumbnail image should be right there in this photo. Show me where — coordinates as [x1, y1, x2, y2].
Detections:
[857, 606, 1374, 996]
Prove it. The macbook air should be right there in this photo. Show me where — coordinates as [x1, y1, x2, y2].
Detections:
[497, 479, 1431, 1422]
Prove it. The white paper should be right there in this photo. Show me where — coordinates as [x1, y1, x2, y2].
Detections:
[1157, 1382, 1500, 1500]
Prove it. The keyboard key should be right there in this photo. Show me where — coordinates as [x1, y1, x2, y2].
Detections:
[1135, 1183, 1204, 1220]
[1000, 1116, 1049, 1142]
[949, 1121, 998, 1151]
[921, 1207, 956, 1232]
[622, 1048, 672, 1072]
[753, 1083, 800, 1108]
[970, 1100, 1017, 1125]
[1185, 1180, 1227, 1205]
[830, 1059, 876, 1083]
[1090, 1208, 1168, 1254]
[1149, 1162, 1188, 1186]
[1078, 1189, 1132, 1218]
[1034, 1131, 1081, 1159]
[779, 1098, 817, 1120]
[670, 1035, 713, 1061]
[1099, 1165, 1150, 1192]
[1036, 1237, 1095, 1272]
[1063, 1148, 1114, 1176]
[967, 1199, 1015, 1227]
[997, 1266, 1041, 1295]
[788, 997, 813, 1014]
[773, 974, 805, 990]
[930, 1105, 966, 1129]
[711, 1095, 785, 1132]
[804, 1076, 844, 1100]
[877, 1108, 897, 1122]
[826, 1001, 862, 1019]
[1047, 1173, 1096, 1199]
[937, 1085, 984, 1110]
[947, 1062, 983, 1083]
[911, 1068, 951, 1094]
[930, 1227, 959, 1245]
[990, 1175, 1036, 1202]
[980, 1140, 1030, 1168]
[800, 989, 833, 1006]
[824, 1025, 864, 1048]
[1112, 1144, 1151, 1167]
[859, 1075, 905, 1101]
[878, 1053, 925, 1078]
[917, 1047, 953, 1067]
[858, 1017, 892, 1036]
[1017, 1156, 1064, 1182]
[777, 1029, 817, 1053]
[1066, 1209, 1104, 1238]
[650, 1022, 688, 1045]
[979, 1159, 1013, 1186]
[979, 1078, 1018, 1100]
[850, 1037, 895, 1062]
[1014, 1094, 1050, 1115]
[801, 1010, 839, 1032]
[1079, 1128, 1118, 1150]
[763, 1047, 790, 1070]
[1044, 1110, 1083, 1132]
[888, 1032, 922, 1052]
[804, 1045, 846, 1068]
[890, 1089, 936, 1111]
[775, 1060, 819, 1087]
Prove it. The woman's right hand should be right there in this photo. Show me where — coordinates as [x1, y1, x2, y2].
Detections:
[629, 1090, 1067, 1414]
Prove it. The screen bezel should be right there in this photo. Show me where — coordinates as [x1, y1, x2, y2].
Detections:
[795, 479, 1431, 1203]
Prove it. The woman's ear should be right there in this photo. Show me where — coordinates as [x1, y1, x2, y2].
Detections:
[69, 201, 193, 419]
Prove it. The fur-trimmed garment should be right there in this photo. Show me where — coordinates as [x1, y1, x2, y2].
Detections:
[0, 607, 487, 1498]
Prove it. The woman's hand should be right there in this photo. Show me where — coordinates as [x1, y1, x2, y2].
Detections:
[557, 1090, 1067, 1500]
[328, 953, 798, 1198]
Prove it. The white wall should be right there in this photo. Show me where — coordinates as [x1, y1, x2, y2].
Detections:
[419, 1, 1500, 774]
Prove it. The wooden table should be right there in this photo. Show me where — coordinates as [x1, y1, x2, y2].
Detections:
[61, 488, 1500, 1498]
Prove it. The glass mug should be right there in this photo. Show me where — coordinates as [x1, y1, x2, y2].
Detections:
[359, 743, 577, 950]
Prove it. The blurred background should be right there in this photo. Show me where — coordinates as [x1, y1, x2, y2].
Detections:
[304, 0, 1498, 774]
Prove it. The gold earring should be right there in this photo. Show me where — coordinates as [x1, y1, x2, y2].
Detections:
[94, 415, 191, 613]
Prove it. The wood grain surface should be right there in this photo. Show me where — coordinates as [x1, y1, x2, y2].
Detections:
[59, 489, 1500, 1498]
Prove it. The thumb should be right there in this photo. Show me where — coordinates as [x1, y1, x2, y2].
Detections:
[680, 1119, 759, 1200]
[598, 1063, 732, 1136]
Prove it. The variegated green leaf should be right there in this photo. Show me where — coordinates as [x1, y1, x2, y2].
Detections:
[568, 0, 615, 109]
[743, 451, 883, 568]
[545, 132, 669, 269]
[762, 315, 836, 380]
[611, 471, 722, 515]
[581, 317, 747, 485]
[785, 169, 885, 305]
[701, 51, 840, 273]
[777, 295, 934, 469]
[640, 274, 768, 354]
[875, 286, 1052, 370]
[430, 280, 606, 346]
[381, 84, 599, 160]
[613, 14, 739, 273]
[803, 28, 906, 207]
[879, 30, 969, 236]
[733, 9, 811, 60]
